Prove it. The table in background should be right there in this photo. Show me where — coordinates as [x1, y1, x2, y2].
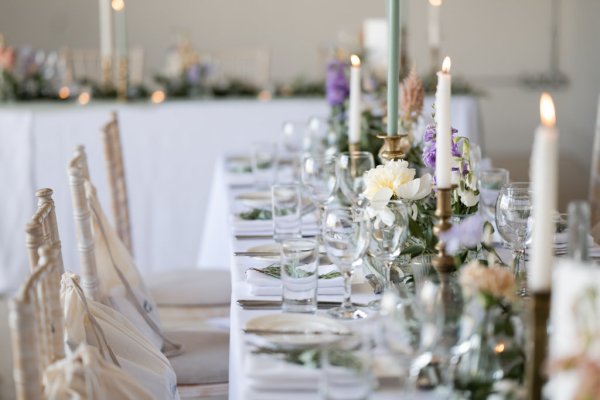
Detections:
[0, 96, 479, 294]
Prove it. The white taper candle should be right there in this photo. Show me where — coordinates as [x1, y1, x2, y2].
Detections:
[435, 56, 452, 188]
[529, 92, 558, 292]
[348, 55, 362, 145]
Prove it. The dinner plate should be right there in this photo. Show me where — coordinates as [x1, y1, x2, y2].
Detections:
[244, 313, 349, 347]
[244, 243, 282, 261]
[236, 191, 272, 209]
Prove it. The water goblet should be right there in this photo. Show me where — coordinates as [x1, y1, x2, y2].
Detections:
[478, 168, 510, 225]
[495, 182, 533, 294]
[322, 206, 370, 320]
[336, 151, 375, 207]
[301, 154, 337, 233]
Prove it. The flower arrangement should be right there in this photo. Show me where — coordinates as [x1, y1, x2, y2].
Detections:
[422, 120, 480, 214]
[362, 160, 432, 226]
[459, 260, 516, 306]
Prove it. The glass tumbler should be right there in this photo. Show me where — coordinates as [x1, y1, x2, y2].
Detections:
[281, 238, 319, 314]
[272, 183, 302, 243]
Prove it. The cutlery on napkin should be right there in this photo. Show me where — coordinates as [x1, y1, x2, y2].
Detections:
[236, 299, 367, 310]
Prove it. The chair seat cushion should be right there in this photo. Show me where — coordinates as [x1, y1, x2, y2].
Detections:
[166, 330, 229, 385]
[146, 269, 231, 306]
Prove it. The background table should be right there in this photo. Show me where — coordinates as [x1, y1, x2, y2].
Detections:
[0, 96, 479, 294]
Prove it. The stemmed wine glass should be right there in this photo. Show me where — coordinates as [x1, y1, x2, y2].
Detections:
[495, 182, 533, 294]
[282, 121, 306, 178]
[336, 151, 375, 207]
[301, 154, 337, 233]
[322, 206, 370, 319]
[478, 168, 510, 227]
[368, 200, 410, 294]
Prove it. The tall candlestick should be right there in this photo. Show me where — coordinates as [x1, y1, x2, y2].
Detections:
[112, 0, 127, 58]
[529, 93, 558, 292]
[387, 0, 400, 136]
[99, 0, 112, 59]
[428, 0, 441, 49]
[348, 55, 362, 145]
[435, 56, 452, 188]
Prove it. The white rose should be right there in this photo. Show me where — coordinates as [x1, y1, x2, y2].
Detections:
[458, 185, 479, 207]
[366, 187, 395, 227]
[395, 173, 433, 201]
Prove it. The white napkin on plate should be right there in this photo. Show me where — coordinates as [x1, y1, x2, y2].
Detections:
[245, 265, 344, 296]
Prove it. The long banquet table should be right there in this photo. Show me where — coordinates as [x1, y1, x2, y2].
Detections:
[0, 96, 479, 294]
[218, 154, 452, 399]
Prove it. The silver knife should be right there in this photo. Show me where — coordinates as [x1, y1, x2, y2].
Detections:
[235, 233, 317, 240]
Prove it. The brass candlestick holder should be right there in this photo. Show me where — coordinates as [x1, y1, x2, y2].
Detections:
[526, 290, 551, 400]
[101, 56, 113, 89]
[348, 142, 361, 154]
[377, 134, 408, 162]
[117, 57, 128, 102]
[432, 186, 456, 274]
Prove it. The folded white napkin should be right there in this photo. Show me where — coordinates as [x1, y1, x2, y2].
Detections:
[245, 265, 344, 296]
[232, 217, 319, 235]
[244, 346, 319, 399]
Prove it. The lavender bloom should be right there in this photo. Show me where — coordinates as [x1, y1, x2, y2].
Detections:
[439, 214, 484, 255]
[422, 124, 461, 168]
[325, 59, 349, 107]
[186, 63, 201, 84]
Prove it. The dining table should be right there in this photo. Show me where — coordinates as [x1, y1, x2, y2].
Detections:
[218, 154, 448, 399]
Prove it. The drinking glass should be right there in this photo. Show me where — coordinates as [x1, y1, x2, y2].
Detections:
[302, 154, 337, 233]
[271, 184, 302, 243]
[280, 238, 319, 314]
[282, 121, 307, 178]
[322, 206, 370, 319]
[336, 152, 375, 207]
[478, 168, 510, 225]
[495, 183, 533, 291]
[306, 116, 328, 155]
[320, 333, 374, 400]
[251, 141, 278, 189]
[368, 200, 410, 290]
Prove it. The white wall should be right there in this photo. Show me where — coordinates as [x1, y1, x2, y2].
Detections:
[1, 0, 599, 201]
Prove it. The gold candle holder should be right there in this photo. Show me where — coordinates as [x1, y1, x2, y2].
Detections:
[348, 142, 361, 154]
[101, 56, 113, 89]
[432, 186, 456, 274]
[377, 134, 408, 162]
[526, 290, 551, 400]
[117, 57, 128, 102]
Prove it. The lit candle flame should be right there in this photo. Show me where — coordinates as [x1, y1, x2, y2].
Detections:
[429, 0, 442, 6]
[58, 87, 70, 100]
[151, 90, 166, 104]
[111, 0, 124, 11]
[78, 92, 91, 105]
[442, 56, 451, 73]
[350, 55, 361, 67]
[540, 92, 556, 127]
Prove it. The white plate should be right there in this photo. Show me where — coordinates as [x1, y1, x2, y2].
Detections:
[245, 243, 282, 261]
[245, 314, 349, 347]
[236, 191, 272, 209]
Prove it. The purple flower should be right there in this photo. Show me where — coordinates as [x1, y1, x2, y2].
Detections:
[186, 64, 201, 84]
[422, 124, 461, 168]
[439, 214, 484, 255]
[325, 59, 349, 107]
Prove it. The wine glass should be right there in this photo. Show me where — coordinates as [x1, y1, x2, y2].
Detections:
[322, 206, 370, 319]
[301, 154, 337, 231]
[495, 182, 533, 293]
[478, 168, 510, 225]
[336, 151, 375, 207]
[368, 200, 410, 291]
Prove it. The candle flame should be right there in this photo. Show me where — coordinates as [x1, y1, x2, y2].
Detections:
[442, 56, 451, 73]
[111, 0, 124, 11]
[151, 90, 166, 104]
[78, 92, 91, 105]
[350, 54, 361, 67]
[429, 0, 442, 6]
[494, 343, 505, 354]
[540, 92, 556, 127]
[58, 86, 70, 100]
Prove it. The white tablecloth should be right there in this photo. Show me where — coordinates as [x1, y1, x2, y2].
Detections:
[0, 99, 328, 293]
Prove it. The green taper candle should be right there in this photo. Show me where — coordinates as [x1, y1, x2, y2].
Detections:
[387, 0, 401, 136]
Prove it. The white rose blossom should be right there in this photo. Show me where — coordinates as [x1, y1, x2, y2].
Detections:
[363, 160, 433, 226]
